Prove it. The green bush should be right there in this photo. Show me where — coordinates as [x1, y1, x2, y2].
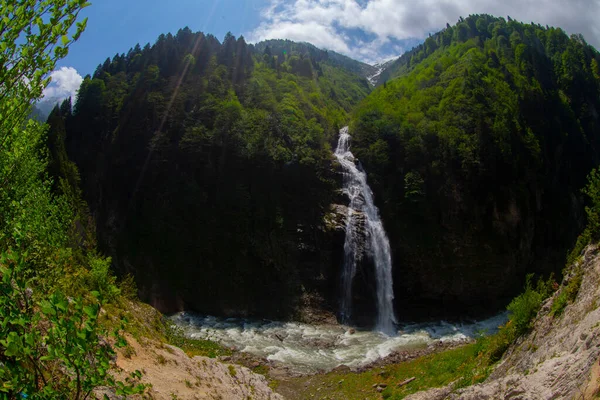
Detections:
[507, 275, 544, 336]
[0, 252, 146, 399]
[551, 270, 583, 317]
[0, 1, 147, 398]
[478, 274, 555, 362]
[85, 254, 121, 301]
[568, 168, 600, 265]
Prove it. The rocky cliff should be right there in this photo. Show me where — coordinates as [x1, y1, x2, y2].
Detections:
[406, 244, 600, 399]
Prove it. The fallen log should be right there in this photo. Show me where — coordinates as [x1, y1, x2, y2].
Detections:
[397, 377, 416, 387]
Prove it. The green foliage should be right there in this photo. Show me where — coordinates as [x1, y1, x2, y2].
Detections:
[551, 270, 583, 316]
[561, 167, 600, 316]
[0, 1, 148, 397]
[568, 168, 600, 265]
[57, 29, 371, 318]
[253, 39, 377, 78]
[276, 343, 492, 399]
[228, 365, 237, 377]
[350, 14, 600, 313]
[165, 326, 232, 359]
[477, 274, 555, 362]
[0, 0, 91, 277]
[506, 275, 547, 336]
[404, 171, 424, 202]
[84, 255, 121, 301]
[0, 0, 89, 135]
[0, 252, 146, 399]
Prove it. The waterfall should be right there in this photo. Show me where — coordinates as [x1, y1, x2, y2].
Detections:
[334, 126, 397, 334]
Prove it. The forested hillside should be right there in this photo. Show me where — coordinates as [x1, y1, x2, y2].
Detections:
[351, 14, 600, 316]
[50, 15, 600, 323]
[253, 39, 378, 78]
[49, 29, 371, 318]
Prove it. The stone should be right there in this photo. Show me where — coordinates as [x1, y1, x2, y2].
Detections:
[405, 244, 600, 400]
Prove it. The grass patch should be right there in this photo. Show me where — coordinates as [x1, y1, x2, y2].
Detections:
[277, 343, 493, 399]
[252, 364, 270, 376]
[165, 325, 232, 359]
[228, 365, 238, 377]
[275, 275, 557, 399]
[551, 269, 583, 317]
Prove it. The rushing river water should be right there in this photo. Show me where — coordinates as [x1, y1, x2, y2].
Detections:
[169, 127, 507, 374]
[170, 312, 508, 374]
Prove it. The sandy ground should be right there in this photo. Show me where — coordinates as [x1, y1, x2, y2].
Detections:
[98, 335, 283, 400]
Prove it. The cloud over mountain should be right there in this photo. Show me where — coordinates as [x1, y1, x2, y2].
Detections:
[43, 66, 83, 102]
[250, 0, 600, 63]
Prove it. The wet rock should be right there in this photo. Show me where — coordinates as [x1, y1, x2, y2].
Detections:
[331, 365, 351, 374]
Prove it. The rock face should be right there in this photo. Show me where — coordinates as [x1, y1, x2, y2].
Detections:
[405, 245, 600, 400]
[105, 336, 283, 400]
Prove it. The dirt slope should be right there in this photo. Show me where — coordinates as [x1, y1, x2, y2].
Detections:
[101, 336, 283, 400]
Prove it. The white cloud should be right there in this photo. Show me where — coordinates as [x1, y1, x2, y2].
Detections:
[252, 20, 352, 53]
[249, 0, 600, 63]
[42, 66, 83, 101]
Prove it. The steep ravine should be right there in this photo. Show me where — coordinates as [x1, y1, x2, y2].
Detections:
[407, 244, 600, 399]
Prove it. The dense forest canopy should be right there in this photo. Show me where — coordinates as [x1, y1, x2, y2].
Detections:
[350, 14, 600, 315]
[253, 39, 378, 78]
[49, 28, 372, 318]
[48, 14, 600, 322]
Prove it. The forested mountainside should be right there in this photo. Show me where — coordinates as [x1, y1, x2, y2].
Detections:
[49, 15, 600, 323]
[48, 29, 371, 318]
[253, 39, 378, 78]
[350, 14, 600, 315]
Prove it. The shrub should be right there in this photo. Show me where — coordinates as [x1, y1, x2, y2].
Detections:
[551, 270, 583, 317]
[506, 275, 544, 336]
[85, 254, 121, 301]
[568, 168, 600, 265]
[478, 274, 555, 362]
[0, 252, 146, 399]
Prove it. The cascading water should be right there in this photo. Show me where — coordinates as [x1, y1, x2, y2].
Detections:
[170, 312, 508, 374]
[334, 126, 397, 334]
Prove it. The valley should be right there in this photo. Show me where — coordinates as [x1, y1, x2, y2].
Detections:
[2, 4, 600, 398]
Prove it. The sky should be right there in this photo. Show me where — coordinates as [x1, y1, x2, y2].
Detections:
[45, 0, 600, 103]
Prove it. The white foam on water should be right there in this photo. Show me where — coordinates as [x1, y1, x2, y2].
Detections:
[170, 312, 507, 374]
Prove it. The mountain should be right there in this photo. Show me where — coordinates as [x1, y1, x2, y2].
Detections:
[349, 14, 600, 316]
[49, 15, 600, 324]
[29, 98, 62, 121]
[366, 57, 397, 86]
[253, 39, 378, 79]
[48, 28, 371, 319]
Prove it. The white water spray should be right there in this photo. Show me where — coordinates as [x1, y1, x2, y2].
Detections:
[334, 127, 396, 334]
[170, 312, 508, 374]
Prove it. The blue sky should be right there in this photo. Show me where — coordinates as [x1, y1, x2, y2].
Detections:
[46, 0, 600, 102]
[57, 0, 266, 76]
